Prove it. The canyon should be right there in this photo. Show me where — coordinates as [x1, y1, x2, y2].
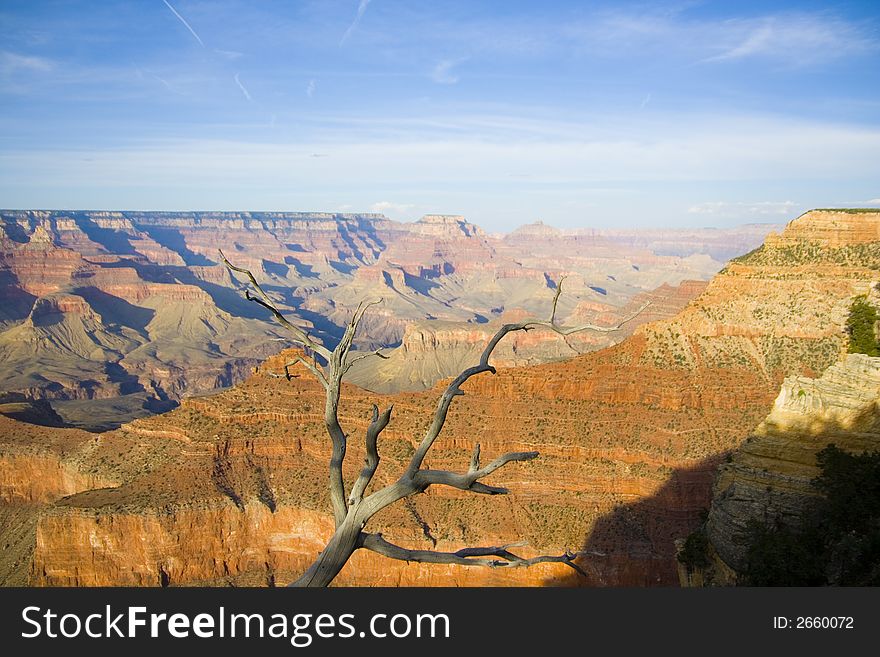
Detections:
[683, 350, 880, 585]
[1, 208, 877, 587]
[0, 210, 772, 429]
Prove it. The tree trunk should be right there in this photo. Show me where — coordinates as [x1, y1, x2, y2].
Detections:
[289, 516, 362, 587]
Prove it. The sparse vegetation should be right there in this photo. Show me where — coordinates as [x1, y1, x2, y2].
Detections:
[732, 241, 880, 269]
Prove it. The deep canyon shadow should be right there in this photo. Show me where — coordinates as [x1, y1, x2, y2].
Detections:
[545, 454, 726, 587]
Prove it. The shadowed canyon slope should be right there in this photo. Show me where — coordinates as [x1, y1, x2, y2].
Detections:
[685, 351, 880, 585]
[1, 209, 876, 587]
[0, 210, 772, 428]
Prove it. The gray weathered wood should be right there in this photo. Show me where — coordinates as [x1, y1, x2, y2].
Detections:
[222, 261, 647, 587]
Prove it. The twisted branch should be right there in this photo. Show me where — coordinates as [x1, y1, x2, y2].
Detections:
[405, 279, 650, 476]
[413, 449, 539, 495]
[283, 357, 328, 389]
[222, 255, 646, 585]
[221, 254, 384, 527]
[348, 404, 393, 506]
[343, 348, 389, 374]
[359, 533, 587, 578]
[219, 249, 332, 362]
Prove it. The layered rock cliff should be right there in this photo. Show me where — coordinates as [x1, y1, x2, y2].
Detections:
[691, 353, 880, 585]
[1, 209, 760, 427]
[346, 280, 708, 392]
[1, 209, 873, 587]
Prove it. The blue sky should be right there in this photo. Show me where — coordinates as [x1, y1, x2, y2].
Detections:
[1, 0, 879, 231]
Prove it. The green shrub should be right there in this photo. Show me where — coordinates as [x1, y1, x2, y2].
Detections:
[846, 296, 879, 356]
[678, 528, 710, 571]
[742, 444, 880, 586]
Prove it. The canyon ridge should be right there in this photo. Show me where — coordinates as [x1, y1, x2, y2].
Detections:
[0, 210, 772, 429]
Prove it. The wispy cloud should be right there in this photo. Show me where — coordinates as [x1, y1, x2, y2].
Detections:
[0, 50, 53, 74]
[214, 49, 243, 60]
[431, 58, 466, 84]
[573, 9, 877, 67]
[233, 73, 251, 101]
[370, 200, 415, 218]
[306, 79, 316, 98]
[703, 13, 879, 65]
[687, 200, 798, 216]
[340, 0, 372, 46]
[640, 93, 652, 109]
[705, 23, 774, 62]
[150, 72, 174, 93]
[8, 115, 878, 189]
[162, 0, 205, 47]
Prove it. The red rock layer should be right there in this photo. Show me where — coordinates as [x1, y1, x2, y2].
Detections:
[5, 210, 876, 586]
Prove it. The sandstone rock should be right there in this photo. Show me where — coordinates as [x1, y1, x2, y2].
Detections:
[701, 353, 880, 583]
[4, 209, 872, 586]
[1, 209, 753, 421]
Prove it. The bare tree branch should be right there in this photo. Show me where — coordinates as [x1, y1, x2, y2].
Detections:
[343, 348, 389, 374]
[549, 276, 567, 326]
[468, 443, 481, 474]
[218, 255, 649, 586]
[333, 299, 383, 368]
[404, 291, 650, 477]
[348, 404, 393, 506]
[413, 450, 539, 495]
[283, 358, 329, 389]
[359, 533, 587, 578]
[219, 250, 333, 362]
[316, 299, 384, 526]
[221, 254, 391, 529]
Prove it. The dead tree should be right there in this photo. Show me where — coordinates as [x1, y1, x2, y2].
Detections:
[221, 251, 648, 587]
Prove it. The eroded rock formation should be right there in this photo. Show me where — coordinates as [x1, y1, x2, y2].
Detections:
[1, 209, 876, 586]
[0, 210, 763, 427]
[692, 353, 880, 584]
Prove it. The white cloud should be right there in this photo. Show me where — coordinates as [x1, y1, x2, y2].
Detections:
[431, 58, 466, 84]
[306, 79, 316, 98]
[687, 201, 798, 216]
[0, 51, 53, 74]
[340, 0, 372, 46]
[370, 200, 416, 218]
[233, 73, 251, 101]
[215, 49, 243, 60]
[569, 9, 878, 67]
[706, 24, 775, 62]
[703, 15, 875, 64]
[2, 114, 878, 216]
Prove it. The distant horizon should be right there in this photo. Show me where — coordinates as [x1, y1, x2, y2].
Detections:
[1, 206, 797, 234]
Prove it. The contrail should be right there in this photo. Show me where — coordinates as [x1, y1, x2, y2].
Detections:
[340, 0, 371, 45]
[162, 0, 205, 47]
[234, 73, 252, 101]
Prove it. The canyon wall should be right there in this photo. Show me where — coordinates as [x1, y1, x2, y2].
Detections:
[0, 210, 771, 428]
[695, 353, 880, 584]
[1, 209, 876, 586]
